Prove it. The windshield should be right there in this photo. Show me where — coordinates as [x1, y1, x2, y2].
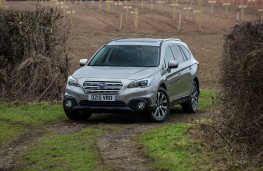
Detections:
[89, 45, 160, 67]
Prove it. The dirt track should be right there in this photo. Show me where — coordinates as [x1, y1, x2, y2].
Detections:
[0, 110, 208, 171]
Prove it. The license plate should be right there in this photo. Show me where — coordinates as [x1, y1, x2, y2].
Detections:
[88, 95, 115, 101]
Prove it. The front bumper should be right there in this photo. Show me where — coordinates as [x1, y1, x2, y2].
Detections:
[64, 78, 158, 113]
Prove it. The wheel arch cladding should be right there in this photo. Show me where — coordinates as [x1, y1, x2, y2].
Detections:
[193, 77, 199, 94]
[160, 83, 166, 90]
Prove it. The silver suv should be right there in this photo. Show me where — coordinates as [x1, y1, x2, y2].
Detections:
[63, 38, 199, 122]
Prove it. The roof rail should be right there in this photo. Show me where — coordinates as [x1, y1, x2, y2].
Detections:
[106, 37, 126, 44]
[160, 38, 181, 46]
[165, 38, 181, 42]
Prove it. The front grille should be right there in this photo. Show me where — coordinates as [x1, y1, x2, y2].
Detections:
[83, 81, 123, 94]
[79, 100, 126, 107]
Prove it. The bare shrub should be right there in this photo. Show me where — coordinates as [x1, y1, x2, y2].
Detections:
[196, 20, 263, 164]
[219, 20, 263, 158]
[0, 8, 69, 102]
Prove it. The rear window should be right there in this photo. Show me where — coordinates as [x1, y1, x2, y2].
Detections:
[179, 45, 192, 61]
[170, 44, 185, 62]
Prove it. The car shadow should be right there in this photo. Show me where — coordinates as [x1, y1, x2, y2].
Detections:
[70, 106, 205, 125]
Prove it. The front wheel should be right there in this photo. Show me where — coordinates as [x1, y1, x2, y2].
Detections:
[181, 81, 199, 113]
[144, 88, 170, 122]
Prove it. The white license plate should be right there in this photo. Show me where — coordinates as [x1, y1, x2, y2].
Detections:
[88, 95, 115, 101]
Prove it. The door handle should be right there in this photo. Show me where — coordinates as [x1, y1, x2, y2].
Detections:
[189, 66, 192, 70]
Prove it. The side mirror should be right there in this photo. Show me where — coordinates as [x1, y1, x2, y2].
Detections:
[168, 61, 179, 69]
[80, 59, 88, 67]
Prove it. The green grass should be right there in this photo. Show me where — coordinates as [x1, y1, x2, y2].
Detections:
[0, 89, 220, 170]
[0, 103, 110, 170]
[19, 127, 107, 171]
[137, 89, 223, 171]
[0, 121, 25, 149]
[138, 123, 215, 171]
[0, 103, 64, 150]
[199, 89, 220, 110]
[0, 103, 64, 125]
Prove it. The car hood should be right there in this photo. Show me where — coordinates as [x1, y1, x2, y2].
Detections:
[72, 66, 159, 80]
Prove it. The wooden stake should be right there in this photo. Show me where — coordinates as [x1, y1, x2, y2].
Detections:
[178, 13, 181, 31]
[248, 0, 257, 7]
[99, 0, 102, 11]
[171, 3, 179, 19]
[124, 6, 132, 20]
[114, 2, 123, 10]
[105, 0, 113, 12]
[208, 0, 216, 13]
[119, 13, 123, 31]
[62, 5, 69, 14]
[258, 9, 263, 18]
[66, 9, 76, 27]
[157, 1, 165, 13]
[258, 0, 263, 19]
[238, 0, 247, 21]
[183, 1, 192, 20]
[141, 0, 144, 9]
[223, 0, 231, 15]
[56, 1, 63, 8]
[130, 8, 139, 30]
[194, 0, 202, 29]
[0, 0, 8, 10]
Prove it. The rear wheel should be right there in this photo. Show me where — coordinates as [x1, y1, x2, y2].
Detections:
[64, 109, 92, 121]
[144, 88, 170, 122]
[181, 81, 199, 113]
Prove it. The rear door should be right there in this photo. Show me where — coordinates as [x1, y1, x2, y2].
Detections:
[163, 45, 185, 100]
[170, 44, 191, 98]
[178, 44, 194, 95]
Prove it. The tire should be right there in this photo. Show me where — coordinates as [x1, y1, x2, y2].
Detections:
[181, 81, 199, 113]
[144, 88, 170, 122]
[64, 109, 92, 121]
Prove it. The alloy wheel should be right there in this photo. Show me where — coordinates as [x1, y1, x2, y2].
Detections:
[152, 90, 169, 120]
[191, 83, 198, 112]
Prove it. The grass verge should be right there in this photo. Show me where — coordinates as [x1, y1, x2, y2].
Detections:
[19, 127, 108, 171]
[138, 123, 215, 171]
[137, 89, 220, 171]
[0, 121, 25, 149]
[198, 89, 220, 111]
[138, 89, 262, 170]
[0, 103, 64, 150]
[0, 103, 64, 124]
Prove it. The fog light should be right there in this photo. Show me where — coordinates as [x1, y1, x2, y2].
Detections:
[65, 99, 74, 108]
[137, 101, 146, 110]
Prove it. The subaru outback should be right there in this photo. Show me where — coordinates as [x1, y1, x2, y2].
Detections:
[63, 38, 199, 122]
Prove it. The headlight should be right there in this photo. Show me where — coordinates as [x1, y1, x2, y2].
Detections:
[67, 76, 80, 87]
[128, 78, 151, 88]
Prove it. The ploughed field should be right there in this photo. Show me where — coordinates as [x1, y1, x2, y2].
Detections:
[8, 0, 260, 88]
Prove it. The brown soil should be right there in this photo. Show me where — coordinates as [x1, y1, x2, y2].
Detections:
[96, 126, 157, 171]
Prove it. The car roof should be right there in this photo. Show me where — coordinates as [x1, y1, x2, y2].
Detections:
[106, 38, 182, 46]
